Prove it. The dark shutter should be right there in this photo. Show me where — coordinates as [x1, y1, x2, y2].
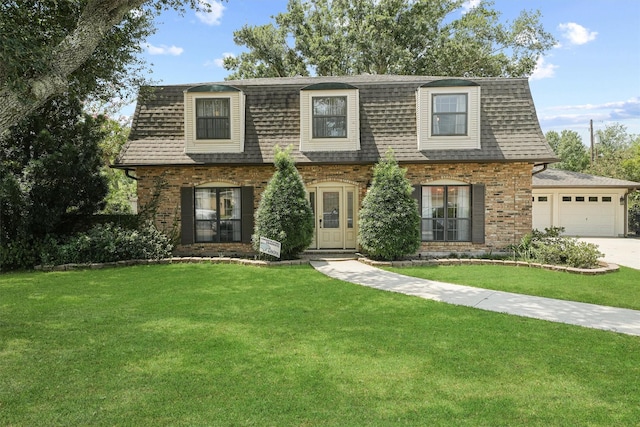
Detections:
[180, 187, 194, 245]
[412, 185, 422, 240]
[471, 184, 485, 244]
[241, 186, 254, 243]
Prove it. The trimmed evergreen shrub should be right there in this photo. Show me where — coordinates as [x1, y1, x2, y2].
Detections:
[358, 149, 420, 260]
[252, 146, 314, 260]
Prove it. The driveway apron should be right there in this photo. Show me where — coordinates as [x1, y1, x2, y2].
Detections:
[311, 260, 640, 337]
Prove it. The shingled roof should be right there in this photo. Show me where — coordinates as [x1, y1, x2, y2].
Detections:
[534, 169, 640, 189]
[115, 75, 557, 167]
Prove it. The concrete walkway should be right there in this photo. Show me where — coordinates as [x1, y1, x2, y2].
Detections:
[311, 259, 640, 337]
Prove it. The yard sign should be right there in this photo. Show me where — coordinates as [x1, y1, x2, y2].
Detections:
[259, 236, 281, 258]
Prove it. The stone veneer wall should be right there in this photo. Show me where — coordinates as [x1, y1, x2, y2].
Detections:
[135, 162, 533, 256]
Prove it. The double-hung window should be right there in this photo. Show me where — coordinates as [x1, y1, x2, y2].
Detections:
[417, 80, 480, 150]
[421, 185, 471, 241]
[432, 94, 468, 136]
[299, 84, 360, 152]
[196, 98, 230, 140]
[195, 187, 241, 243]
[312, 96, 347, 138]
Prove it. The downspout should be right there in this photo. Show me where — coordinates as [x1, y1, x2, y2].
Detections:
[532, 163, 548, 175]
[124, 168, 139, 181]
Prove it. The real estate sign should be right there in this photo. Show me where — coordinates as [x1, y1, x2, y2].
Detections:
[259, 236, 281, 258]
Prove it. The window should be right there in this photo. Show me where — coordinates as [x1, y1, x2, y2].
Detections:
[184, 85, 245, 154]
[432, 94, 467, 136]
[312, 96, 347, 138]
[417, 80, 480, 150]
[589, 196, 598, 202]
[576, 196, 585, 202]
[195, 188, 241, 242]
[602, 196, 612, 202]
[421, 185, 470, 241]
[538, 196, 548, 202]
[562, 196, 572, 202]
[299, 84, 360, 152]
[196, 98, 230, 139]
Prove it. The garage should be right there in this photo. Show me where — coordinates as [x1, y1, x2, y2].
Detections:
[532, 169, 639, 237]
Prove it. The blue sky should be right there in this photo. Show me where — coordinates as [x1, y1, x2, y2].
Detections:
[136, 0, 640, 144]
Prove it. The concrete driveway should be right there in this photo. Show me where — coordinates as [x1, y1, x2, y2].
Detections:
[580, 237, 640, 270]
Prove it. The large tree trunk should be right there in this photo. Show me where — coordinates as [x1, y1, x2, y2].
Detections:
[0, 0, 144, 139]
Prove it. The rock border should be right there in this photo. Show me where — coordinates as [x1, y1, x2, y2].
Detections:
[34, 256, 619, 275]
[359, 257, 619, 275]
[35, 257, 310, 272]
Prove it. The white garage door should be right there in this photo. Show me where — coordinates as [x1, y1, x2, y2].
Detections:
[532, 194, 552, 231]
[558, 194, 615, 236]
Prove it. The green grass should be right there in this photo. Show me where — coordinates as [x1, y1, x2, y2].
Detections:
[386, 265, 640, 310]
[1, 264, 639, 426]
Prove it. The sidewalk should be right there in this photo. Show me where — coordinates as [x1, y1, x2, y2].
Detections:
[310, 259, 640, 337]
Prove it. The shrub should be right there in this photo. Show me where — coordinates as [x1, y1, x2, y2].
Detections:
[40, 222, 173, 266]
[252, 146, 314, 260]
[358, 149, 420, 260]
[509, 227, 603, 268]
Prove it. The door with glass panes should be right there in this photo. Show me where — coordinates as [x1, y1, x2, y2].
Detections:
[308, 184, 357, 249]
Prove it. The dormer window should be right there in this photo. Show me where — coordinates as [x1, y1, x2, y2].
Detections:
[417, 79, 480, 150]
[432, 93, 468, 136]
[196, 98, 230, 139]
[184, 85, 244, 153]
[312, 96, 347, 138]
[300, 83, 359, 152]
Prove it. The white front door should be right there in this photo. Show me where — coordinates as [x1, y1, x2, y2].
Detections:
[309, 184, 357, 250]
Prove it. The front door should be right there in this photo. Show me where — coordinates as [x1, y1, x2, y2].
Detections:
[309, 184, 357, 250]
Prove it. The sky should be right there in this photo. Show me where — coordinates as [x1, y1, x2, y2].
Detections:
[134, 0, 640, 144]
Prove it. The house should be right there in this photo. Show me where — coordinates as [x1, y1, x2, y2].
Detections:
[532, 169, 639, 237]
[114, 75, 557, 256]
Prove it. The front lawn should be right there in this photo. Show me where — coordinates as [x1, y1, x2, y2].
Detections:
[1, 264, 639, 426]
[386, 264, 640, 310]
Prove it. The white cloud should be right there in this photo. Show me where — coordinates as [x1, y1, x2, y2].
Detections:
[196, 0, 225, 26]
[204, 52, 235, 68]
[529, 56, 558, 80]
[558, 22, 597, 46]
[461, 0, 481, 13]
[143, 43, 184, 56]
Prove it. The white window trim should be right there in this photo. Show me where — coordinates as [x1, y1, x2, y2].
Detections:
[300, 89, 360, 152]
[417, 86, 481, 150]
[184, 91, 245, 154]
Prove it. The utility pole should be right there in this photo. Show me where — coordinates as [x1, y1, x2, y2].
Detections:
[590, 119, 595, 166]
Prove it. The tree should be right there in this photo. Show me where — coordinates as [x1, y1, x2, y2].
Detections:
[224, 0, 555, 79]
[546, 130, 589, 172]
[0, 95, 108, 239]
[98, 117, 137, 213]
[358, 149, 420, 260]
[589, 123, 639, 179]
[252, 146, 314, 260]
[0, 0, 204, 138]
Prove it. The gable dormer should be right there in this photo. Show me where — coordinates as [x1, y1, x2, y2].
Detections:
[300, 82, 360, 152]
[184, 85, 245, 153]
[416, 79, 481, 151]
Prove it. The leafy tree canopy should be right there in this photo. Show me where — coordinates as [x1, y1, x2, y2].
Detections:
[224, 0, 555, 79]
[546, 130, 589, 172]
[0, 0, 206, 137]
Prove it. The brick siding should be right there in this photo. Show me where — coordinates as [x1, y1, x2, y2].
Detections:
[136, 162, 533, 257]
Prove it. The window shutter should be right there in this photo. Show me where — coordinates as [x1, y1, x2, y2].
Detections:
[471, 184, 485, 244]
[180, 187, 194, 245]
[241, 186, 254, 243]
[412, 185, 422, 237]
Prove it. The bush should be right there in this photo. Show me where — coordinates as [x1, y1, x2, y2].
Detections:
[252, 146, 314, 260]
[509, 227, 603, 268]
[358, 149, 420, 261]
[40, 222, 173, 266]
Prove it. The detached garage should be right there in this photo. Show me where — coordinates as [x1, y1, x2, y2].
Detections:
[532, 169, 639, 237]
